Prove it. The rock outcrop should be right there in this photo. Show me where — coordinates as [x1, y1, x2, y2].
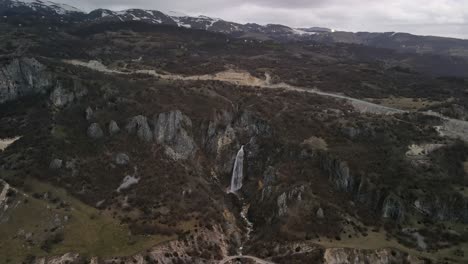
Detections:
[153, 110, 196, 160]
[85, 106, 94, 121]
[126, 115, 152, 142]
[316, 208, 325, 219]
[319, 151, 468, 223]
[381, 194, 405, 222]
[108, 120, 120, 135]
[414, 193, 468, 223]
[33, 253, 83, 264]
[323, 248, 425, 264]
[203, 110, 271, 174]
[321, 157, 354, 193]
[49, 159, 63, 169]
[319, 153, 404, 222]
[276, 186, 305, 217]
[87, 123, 104, 139]
[115, 153, 130, 165]
[50, 85, 75, 107]
[0, 58, 52, 104]
[50, 79, 88, 107]
[236, 111, 272, 137]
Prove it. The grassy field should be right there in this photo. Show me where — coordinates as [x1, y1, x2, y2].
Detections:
[0, 177, 176, 263]
[313, 228, 468, 263]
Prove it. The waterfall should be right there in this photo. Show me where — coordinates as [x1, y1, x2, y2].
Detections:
[230, 146, 245, 193]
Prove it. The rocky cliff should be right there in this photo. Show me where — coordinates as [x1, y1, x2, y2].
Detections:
[319, 152, 468, 224]
[0, 58, 52, 104]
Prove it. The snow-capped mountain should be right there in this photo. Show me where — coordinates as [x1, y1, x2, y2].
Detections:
[4, 0, 82, 15]
[2, 0, 468, 59]
[0, 0, 330, 37]
[87, 9, 177, 26]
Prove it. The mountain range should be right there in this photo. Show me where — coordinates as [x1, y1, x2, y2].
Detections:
[2, 0, 468, 59]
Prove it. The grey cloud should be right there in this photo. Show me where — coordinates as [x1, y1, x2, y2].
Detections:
[58, 0, 468, 39]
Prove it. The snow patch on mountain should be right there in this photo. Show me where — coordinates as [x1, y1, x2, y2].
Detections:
[166, 10, 188, 17]
[172, 17, 192, 28]
[12, 0, 83, 14]
[293, 28, 318, 35]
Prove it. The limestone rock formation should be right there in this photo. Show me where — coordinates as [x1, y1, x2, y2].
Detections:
[316, 208, 325, 219]
[277, 192, 288, 216]
[319, 153, 405, 221]
[50, 80, 88, 108]
[49, 159, 63, 169]
[33, 253, 82, 264]
[236, 111, 272, 137]
[414, 194, 468, 223]
[115, 153, 130, 165]
[276, 186, 305, 217]
[153, 110, 196, 160]
[126, 115, 152, 142]
[108, 120, 120, 135]
[320, 155, 354, 192]
[381, 195, 405, 222]
[85, 107, 94, 121]
[87, 123, 104, 139]
[0, 58, 52, 104]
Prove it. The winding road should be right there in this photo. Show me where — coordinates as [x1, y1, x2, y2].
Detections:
[65, 59, 468, 142]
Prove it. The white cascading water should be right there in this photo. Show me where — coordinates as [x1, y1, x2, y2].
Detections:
[229, 146, 244, 193]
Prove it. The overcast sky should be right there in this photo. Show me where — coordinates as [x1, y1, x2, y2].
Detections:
[60, 0, 468, 39]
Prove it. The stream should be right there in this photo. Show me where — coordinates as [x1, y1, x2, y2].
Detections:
[238, 201, 253, 256]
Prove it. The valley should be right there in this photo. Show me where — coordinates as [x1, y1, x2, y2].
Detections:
[0, 1, 467, 264]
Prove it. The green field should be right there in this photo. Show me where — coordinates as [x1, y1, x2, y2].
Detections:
[0, 178, 175, 263]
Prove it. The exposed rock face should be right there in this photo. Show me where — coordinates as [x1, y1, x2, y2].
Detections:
[50, 85, 74, 107]
[153, 110, 196, 160]
[85, 106, 94, 120]
[237, 111, 272, 137]
[126, 115, 152, 142]
[320, 156, 354, 192]
[117, 175, 139, 192]
[87, 123, 104, 139]
[108, 120, 120, 135]
[276, 186, 305, 217]
[323, 248, 425, 264]
[319, 152, 468, 223]
[0, 58, 52, 104]
[414, 194, 468, 223]
[316, 208, 325, 219]
[49, 159, 63, 169]
[381, 195, 405, 222]
[204, 110, 237, 173]
[33, 253, 83, 264]
[65, 159, 79, 177]
[319, 153, 403, 221]
[50, 79, 88, 107]
[277, 192, 288, 216]
[203, 110, 271, 175]
[115, 153, 130, 165]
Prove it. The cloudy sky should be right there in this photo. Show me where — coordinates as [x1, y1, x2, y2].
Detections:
[60, 0, 468, 39]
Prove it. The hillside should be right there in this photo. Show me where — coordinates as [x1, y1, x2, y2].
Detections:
[0, 1, 468, 264]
